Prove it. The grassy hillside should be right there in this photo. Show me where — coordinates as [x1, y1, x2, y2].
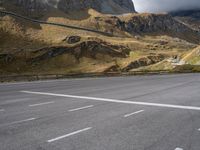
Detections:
[0, 8, 200, 75]
[182, 46, 200, 65]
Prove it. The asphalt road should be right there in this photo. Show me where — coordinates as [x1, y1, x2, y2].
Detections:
[0, 73, 200, 150]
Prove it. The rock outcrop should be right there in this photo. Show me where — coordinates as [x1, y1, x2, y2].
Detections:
[63, 36, 81, 44]
[30, 40, 130, 63]
[122, 55, 165, 71]
[119, 14, 194, 33]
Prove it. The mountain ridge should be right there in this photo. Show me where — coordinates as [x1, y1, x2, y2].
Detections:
[171, 9, 200, 32]
[0, 0, 136, 16]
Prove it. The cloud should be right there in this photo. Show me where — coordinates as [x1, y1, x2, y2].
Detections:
[133, 0, 200, 12]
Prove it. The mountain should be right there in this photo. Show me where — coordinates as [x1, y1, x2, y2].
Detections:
[170, 9, 200, 32]
[170, 9, 200, 19]
[0, 0, 135, 15]
[0, 2, 200, 76]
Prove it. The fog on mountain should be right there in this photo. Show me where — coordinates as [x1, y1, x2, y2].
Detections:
[133, 0, 200, 12]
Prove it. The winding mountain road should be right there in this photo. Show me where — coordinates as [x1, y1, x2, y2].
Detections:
[0, 10, 112, 36]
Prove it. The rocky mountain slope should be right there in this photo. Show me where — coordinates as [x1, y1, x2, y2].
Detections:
[171, 9, 200, 32]
[0, 0, 135, 15]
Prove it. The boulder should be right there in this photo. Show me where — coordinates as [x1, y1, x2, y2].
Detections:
[64, 36, 81, 44]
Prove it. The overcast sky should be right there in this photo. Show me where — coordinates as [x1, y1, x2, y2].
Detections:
[133, 0, 200, 12]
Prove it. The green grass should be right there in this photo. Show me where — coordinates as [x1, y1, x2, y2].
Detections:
[173, 64, 200, 72]
[187, 56, 200, 65]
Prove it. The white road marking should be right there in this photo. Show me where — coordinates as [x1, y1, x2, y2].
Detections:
[21, 91, 200, 111]
[124, 110, 144, 118]
[175, 148, 183, 150]
[198, 128, 200, 131]
[7, 118, 36, 125]
[29, 101, 55, 107]
[68, 105, 94, 112]
[21, 91, 200, 110]
[0, 109, 5, 112]
[47, 127, 92, 143]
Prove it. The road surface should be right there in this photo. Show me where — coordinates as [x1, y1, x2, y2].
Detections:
[0, 73, 200, 150]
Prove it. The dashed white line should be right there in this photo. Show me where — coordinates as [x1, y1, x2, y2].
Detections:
[175, 148, 183, 150]
[21, 91, 200, 111]
[47, 127, 92, 143]
[124, 110, 144, 118]
[68, 105, 94, 112]
[29, 101, 55, 107]
[7, 118, 36, 125]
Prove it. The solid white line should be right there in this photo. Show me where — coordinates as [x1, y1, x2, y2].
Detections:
[21, 91, 200, 111]
[124, 110, 144, 118]
[47, 127, 92, 143]
[8, 118, 36, 125]
[68, 105, 94, 112]
[29, 101, 55, 107]
[175, 148, 183, 150]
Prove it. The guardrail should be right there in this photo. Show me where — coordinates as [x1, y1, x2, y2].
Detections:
[0, 10, 113, 36]
[0, 70, 188, 82]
